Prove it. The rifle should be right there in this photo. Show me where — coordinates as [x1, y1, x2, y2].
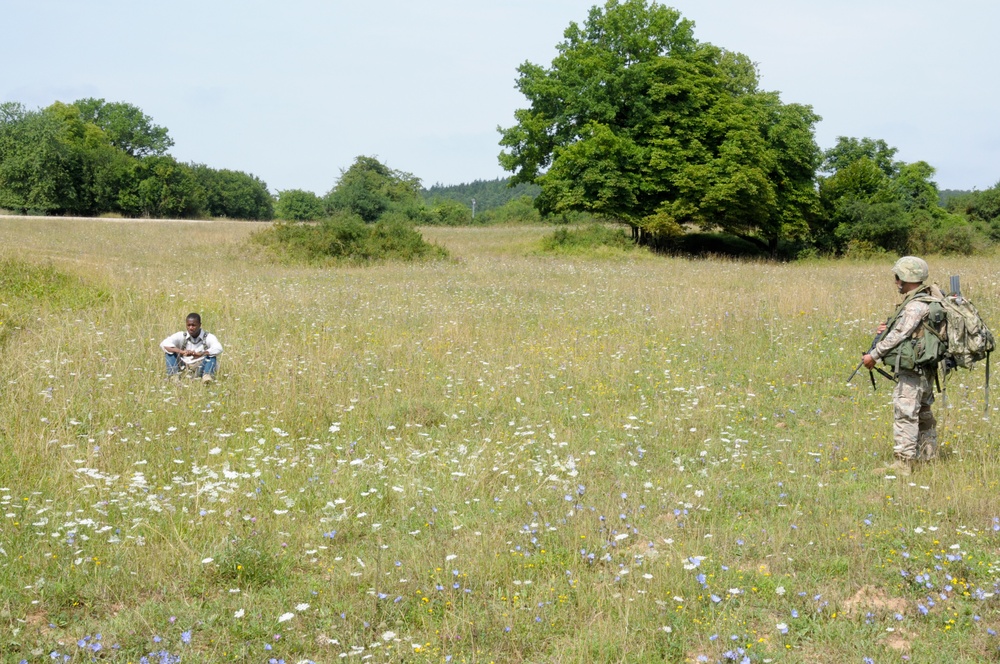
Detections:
[847, 322, 897, 390]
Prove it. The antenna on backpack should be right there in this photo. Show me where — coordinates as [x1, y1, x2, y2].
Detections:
[949, 275, 963, 302]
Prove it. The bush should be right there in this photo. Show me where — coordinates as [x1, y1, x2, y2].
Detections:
[251, 213, 447, 264]
[842, 239, 889, 259]
[907, 213, 990, 256]
[476, 195, 542, 225]
[426, 199, 473, 226]
[539, 223, 636, 254]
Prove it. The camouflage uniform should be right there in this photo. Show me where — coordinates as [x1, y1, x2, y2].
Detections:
[869, 298, 938, 461]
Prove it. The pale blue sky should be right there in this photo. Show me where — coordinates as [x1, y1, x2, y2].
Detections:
[5, 1, 998, 194]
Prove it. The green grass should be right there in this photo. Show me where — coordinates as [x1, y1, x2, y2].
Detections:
[0, 219, 999, 662]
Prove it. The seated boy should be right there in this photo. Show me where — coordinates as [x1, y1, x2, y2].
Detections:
[160, 313, 223, 383]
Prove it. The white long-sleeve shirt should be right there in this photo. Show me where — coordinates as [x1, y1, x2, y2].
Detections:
[160, 330, 223, 365]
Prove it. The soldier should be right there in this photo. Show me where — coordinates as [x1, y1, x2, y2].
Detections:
[862, 256, 938, 475]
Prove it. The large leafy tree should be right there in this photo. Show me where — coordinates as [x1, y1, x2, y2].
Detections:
[73, 98, 174, 157]
[0, 102, 78, 213]
[498, 0, 821, 250]
[325, 156, 424, 222]
[0, 101, 132, 215]
[117, 156, 202, 218]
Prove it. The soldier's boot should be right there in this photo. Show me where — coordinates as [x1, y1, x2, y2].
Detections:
[917, 435, 938, 462]
[890, 457, 915, 476]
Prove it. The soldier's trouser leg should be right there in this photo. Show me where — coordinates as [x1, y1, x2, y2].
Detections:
[893, 371, 933, 461]
[917, 380, 938, 461]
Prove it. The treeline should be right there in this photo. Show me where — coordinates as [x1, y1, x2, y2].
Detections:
[274, 159, 554, 226]
[0, 99, 273, 219]
[810, 138, 994, 257]
[421, 178, 540, 214]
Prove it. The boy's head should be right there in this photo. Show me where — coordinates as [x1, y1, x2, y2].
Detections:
[186, 313, 202, 336]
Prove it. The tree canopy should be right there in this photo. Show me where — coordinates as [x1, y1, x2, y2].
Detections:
[0, 98, 271, 220]
[325, 156, 423, 222]
[816, 136, 981, 255]
[73, 98, 174, 157]
[498, 0, 822, 250]
[275, 189, 326, 221]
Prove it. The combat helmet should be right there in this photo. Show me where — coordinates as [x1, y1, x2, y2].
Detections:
[892, 256, 928, 283]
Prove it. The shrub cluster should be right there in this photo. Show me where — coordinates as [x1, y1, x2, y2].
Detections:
[539, 223, 637, 254]
[252, 214, 447, 264]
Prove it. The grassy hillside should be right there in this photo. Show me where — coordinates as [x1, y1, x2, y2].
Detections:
[1, 219, 999, 662]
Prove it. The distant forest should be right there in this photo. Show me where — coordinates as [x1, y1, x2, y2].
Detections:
[422, 178, 540, 214]
[940, 189, 971, 205]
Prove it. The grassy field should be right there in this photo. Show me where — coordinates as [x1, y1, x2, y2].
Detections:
[1, 219, 999, 663]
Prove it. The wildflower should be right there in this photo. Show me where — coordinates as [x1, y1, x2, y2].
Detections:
[277, 612, 294, 623]
[776, 623, 788, 634]
[181, 631, 191, 644]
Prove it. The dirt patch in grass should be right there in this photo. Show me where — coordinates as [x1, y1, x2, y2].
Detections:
[842, 585, 907, 617]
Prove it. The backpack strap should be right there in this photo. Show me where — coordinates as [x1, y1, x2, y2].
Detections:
[939, 362, 948, 408]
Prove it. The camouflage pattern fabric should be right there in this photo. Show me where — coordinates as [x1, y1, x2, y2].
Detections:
[892, 370, 937, 461]
[870, 298, 930, 366]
